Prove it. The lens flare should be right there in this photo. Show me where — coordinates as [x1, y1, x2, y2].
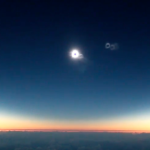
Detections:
[105, 43, 110, 49]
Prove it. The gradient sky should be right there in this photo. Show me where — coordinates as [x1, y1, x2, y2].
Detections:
[0, 1, 150, 131]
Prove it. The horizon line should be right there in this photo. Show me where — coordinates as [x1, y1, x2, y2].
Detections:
[1, 129, 150, 133]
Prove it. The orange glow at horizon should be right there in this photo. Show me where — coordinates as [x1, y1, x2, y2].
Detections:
[1, 112, 150, 133]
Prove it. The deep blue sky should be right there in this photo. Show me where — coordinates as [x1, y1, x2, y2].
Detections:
[0, 1, 150, 130]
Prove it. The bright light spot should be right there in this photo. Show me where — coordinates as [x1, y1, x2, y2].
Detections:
[70, 49, 80, 59]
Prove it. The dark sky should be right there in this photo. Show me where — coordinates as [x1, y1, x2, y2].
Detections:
[0, 0, 150, 130]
